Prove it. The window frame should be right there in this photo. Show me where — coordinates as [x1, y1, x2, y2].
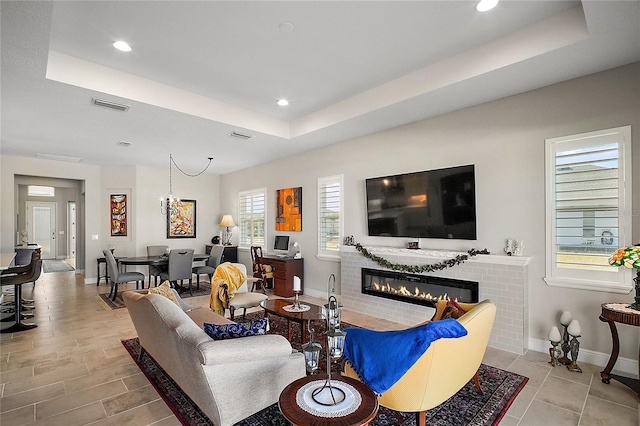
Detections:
[238, 187, 267, 249]
[317, 174, 343, 261]
[544, 125, 632, 293]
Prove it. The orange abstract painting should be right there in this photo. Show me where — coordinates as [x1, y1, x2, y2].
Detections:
[276, 187, 302, 231]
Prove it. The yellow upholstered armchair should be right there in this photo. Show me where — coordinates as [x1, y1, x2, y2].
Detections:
[343, 299, 496, 426]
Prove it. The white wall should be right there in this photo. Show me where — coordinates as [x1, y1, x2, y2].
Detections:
[1, 158, 221, 280]
[220, 63, 640, 361]
[1, 156, 102, 274]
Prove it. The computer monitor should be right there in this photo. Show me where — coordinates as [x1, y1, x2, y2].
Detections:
[274, 235, 290, 252]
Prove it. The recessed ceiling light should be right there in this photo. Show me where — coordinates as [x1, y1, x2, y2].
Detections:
[279, 22, 295, 32]
[113, 41, 132, 52]
[476, 0, 499, 12]
[277, 99, 289, 106]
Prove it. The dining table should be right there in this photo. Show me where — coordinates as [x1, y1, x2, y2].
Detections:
[119, 253, 210, 288]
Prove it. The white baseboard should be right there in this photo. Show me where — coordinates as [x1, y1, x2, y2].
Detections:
[529, 337, 638, 378]
[302, 287, 328, 301]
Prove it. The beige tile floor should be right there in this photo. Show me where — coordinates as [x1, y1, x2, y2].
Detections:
[0, 270, 638, 425]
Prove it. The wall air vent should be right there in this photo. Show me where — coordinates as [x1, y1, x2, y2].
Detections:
[228, 131, 254, 140]
[92, 97, 130, 112]
[35, 153, 82, 163]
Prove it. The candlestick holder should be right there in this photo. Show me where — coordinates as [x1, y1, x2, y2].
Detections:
[567, 334, 582, 373]
[293, 290, 301, 310]
[548, 340, 562, 367]
[559, 324, 572, 366]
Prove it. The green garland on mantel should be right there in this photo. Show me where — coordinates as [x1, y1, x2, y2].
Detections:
[353, 242, 490, 274]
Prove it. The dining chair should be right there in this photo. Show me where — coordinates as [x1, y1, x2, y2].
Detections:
[192, 245, 224, 289]
[103, 249, 145, 301]
[147, 245, 169, 287]
[250, 246, 272, 293]
[160, 249, 195, 295]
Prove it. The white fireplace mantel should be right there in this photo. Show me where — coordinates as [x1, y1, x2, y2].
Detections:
[339, 245, 531, 355]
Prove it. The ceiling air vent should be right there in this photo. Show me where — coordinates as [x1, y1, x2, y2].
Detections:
[228, 131, 254, 140]
[92, 97, 130, 112]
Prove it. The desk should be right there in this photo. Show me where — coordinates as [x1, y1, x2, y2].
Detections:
[599, 303, 640, 397]
[279, 375, 378, 426]
[262, 255, 304, 297]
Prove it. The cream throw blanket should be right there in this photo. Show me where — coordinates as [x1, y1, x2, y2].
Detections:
[209, 262, 246, 315]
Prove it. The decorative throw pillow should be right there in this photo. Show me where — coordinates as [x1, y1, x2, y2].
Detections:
[148, 281, 180, 307]
[440, 299, 467, 320]
[204, 318, 269, 340]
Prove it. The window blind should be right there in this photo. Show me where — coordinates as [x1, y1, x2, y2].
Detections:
[239, 189, 266, 247]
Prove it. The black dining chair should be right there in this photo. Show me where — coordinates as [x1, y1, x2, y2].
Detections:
[0, 257, 42, 333]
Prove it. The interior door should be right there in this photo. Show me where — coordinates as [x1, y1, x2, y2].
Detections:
[68, 202, 76, 260]
[26, 201, 57, 259]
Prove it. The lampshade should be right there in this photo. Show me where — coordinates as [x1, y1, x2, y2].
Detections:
[609, 244, 640, 269]
[219, 214, 235, 227]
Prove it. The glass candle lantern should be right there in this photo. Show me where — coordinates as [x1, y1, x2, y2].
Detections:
[327, 328, 346, 359]
[322, 300, 343, 328]
[302, 341, 322, 374]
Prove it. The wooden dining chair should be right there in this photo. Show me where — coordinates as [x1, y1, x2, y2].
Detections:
[250, 246, 272, 294]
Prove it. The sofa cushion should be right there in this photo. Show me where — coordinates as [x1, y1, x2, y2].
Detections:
[203, 318, 268, 340]
[149, 281, 180, 306]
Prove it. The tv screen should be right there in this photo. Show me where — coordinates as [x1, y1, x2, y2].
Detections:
[365, 165, 476, 240]
[274, 235, 290, 251]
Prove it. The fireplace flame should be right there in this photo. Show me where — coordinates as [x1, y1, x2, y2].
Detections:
[372, 281, 452, 302]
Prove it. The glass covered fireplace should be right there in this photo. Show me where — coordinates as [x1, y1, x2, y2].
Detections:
[361, 268, 479, 308]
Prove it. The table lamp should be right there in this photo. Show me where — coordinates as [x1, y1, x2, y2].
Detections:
[219, 214, 235, 245]
[608, 244, 640, 310]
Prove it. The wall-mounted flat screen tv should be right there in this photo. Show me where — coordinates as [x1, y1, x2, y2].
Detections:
[365, 165, 476, 240]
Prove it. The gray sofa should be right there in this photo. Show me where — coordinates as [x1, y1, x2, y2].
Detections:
[123, 290, 306, 426]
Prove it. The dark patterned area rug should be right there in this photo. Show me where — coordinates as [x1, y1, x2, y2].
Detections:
[122, 312, 528, 426]
[99, 282, 211, 310]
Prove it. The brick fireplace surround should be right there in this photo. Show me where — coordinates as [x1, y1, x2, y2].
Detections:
[339, 245, 531, 355]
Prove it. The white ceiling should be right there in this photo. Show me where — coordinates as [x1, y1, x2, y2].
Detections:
[1, 1, 639, 175]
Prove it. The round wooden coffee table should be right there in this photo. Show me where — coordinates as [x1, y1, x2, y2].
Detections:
[279, 375, 378, 426]
[261, 299, 323, 344]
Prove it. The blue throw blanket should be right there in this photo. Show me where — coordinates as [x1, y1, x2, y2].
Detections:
[343, 319, 467, 394]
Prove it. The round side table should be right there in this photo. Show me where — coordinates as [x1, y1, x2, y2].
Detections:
[279, 375, 379, 426]
[599, 303, 639, 397]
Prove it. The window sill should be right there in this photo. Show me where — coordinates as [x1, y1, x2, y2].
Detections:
[544, 277, 633, 294]
[316, 254, 341, 262]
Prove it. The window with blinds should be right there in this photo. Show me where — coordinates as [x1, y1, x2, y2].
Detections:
[545, 126, 632, 292]
[318, 175, 343, 257]
[238, 188, 266, 247]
